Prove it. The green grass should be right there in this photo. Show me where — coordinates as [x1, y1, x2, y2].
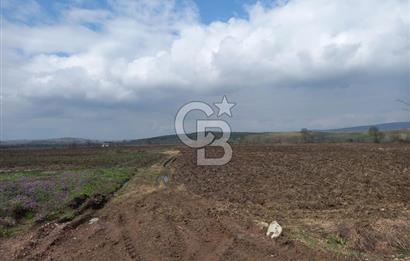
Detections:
[0, 224, 30, 238]
[326, 234, 347, 250]
[294, 230, 364, 259]
[70, 167, 135, 197]
[0, 167, 151, 237]
[0, 148, 167, 238]
[0, 170, 55, 182]
[296, 231, 320, 248]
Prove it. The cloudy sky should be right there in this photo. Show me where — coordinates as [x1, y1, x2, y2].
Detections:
[1, 0, 409, 140]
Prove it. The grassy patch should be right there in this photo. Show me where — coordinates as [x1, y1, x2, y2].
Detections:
[0, 171, 54, 182]
[297, 232, 320, 249]
[327, 234, 347, 250]
[0, 149, 166, 237]
[293, 230, 364, 259]
[0, 225, 27, 238]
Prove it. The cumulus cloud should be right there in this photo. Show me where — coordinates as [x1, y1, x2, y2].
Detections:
[2, 0, 409, 139]
[4, 0, 408, 101]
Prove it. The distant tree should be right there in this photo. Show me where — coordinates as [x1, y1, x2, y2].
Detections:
[368, 126, 384, 143]
[301, 128, 313, 143]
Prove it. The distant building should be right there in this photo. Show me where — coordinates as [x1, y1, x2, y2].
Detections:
[101, 143, 109, 148]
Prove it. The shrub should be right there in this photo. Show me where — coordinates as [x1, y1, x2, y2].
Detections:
[8, 196, 37, 220]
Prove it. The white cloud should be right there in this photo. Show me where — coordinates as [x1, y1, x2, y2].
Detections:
[5, 22, 101, 54]
[64, 8, 112, 25]
[2, 0, 409, 139]
[4, 0, 408, 101]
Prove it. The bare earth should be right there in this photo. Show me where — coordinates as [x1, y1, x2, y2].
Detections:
[1, 144, 409, 260]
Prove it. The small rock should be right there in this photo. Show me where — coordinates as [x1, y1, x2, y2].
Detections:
[266, 221, 282, 239]
[88, 218, 99, 225]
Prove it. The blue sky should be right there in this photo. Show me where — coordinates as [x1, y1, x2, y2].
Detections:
[4, 0, 264, 24]
[194, 0, 261, 23]
[2, 0, 409, 140]
[3, 0, 290, 29]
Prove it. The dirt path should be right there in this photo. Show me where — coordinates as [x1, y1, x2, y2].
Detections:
[0, 150, 342, 261]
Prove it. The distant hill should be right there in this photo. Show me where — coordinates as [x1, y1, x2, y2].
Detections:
[128, 132, 258, 145]
[1, 137, 101, 147]
[129, 123, 410, 145]
[1, 122, 409, 147]
[129, 122, 410, 145]
[325, 122, 410, 132]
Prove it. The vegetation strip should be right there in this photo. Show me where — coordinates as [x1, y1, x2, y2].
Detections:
[0, 148, 166, 237]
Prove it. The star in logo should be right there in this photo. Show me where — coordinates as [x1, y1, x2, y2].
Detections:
[214, 96, 236, 117]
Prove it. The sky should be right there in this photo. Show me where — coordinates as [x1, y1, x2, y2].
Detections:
[1, 0, 409, 140]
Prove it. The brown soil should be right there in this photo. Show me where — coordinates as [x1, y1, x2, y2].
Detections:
[1, 144, 409, 260]
[173, 144, 410, 259]
[174, 144, 410, 219]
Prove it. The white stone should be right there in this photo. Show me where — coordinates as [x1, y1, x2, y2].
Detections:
[89, 218, 99, 225]
[266, 221, 282, 239]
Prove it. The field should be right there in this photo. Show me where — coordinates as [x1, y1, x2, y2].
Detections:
[173, 144, 410, 259]
[0, 143, 409, 260]
[0, 147, 165, 237]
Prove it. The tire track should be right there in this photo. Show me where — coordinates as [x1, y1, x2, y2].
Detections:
[118, 212, 140, 260]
